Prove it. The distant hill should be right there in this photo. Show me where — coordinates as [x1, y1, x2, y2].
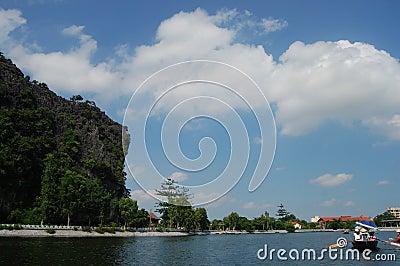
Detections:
[0, 52, 130, 225]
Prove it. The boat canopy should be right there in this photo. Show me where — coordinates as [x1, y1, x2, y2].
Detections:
[355, 220, 378, 231]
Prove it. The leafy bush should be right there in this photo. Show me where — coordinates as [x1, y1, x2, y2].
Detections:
[46, 229, 56, 234]
[0, 225, 9, 230]
[21, 208, 42, 225]
[285, 222, 296, 233]
[95, 227, 104, 234]
[104, 227, 115, 234]
[82, 226, 92, 233]
[0, 224, 22, 230]
[13, 224, 22, 230]
[7, 210, 23, 223]
[109, 222, 120, 228]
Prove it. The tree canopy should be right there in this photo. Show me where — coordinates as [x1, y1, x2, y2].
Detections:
[155, 179, 209, 230]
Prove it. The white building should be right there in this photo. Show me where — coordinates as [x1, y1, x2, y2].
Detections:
[387, 207, 400, 218]
[292, 222, 302, 229]
[310, 216, 320, 223]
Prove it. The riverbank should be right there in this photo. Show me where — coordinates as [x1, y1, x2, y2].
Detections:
[2, 227, 398, 238]
[0, 229, 290, 238]
[0, 228, 340, 238]
[0, 229, 196, 238]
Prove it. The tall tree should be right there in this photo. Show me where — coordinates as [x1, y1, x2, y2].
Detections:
[59, 170, 81, 226]
[224, 212, 240, 230]
[253, 211, 270, 230]
[211, 219, 224, 230]
[193, 208, 209, 230]
[119, 198, 139, 229]
[276, 204, 291, 221]
[38, 152, 63, 224]
[118, 198, 148, 228]
[236, 216, 253, 232]
[155, 178, 193, 229]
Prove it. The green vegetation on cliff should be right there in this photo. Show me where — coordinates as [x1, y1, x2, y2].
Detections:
[0, 53, 129, 225]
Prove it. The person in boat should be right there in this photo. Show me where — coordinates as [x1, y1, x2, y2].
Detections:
[368, 231, 377, 241]
[353, 227, 362, 241]
[359, 227, 370, 241]
[393, 229, 400, 243]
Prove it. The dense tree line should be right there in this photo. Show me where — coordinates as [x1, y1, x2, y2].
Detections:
[374, 211, 396, 227]
[212, 205, 311, 232]
[6, 129, 133, 226]
[153, 183, 306, 232]
[210, 205, 388, 232]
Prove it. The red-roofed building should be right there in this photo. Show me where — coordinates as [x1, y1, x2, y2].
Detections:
[317, 215, 371, 229]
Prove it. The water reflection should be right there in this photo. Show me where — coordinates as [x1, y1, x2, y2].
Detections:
[0, 232, 398, 265]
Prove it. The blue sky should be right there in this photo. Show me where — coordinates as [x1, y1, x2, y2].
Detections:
[1, 0, 399, 221]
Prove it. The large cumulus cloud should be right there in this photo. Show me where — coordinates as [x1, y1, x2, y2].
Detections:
[1, 7, 399, 140]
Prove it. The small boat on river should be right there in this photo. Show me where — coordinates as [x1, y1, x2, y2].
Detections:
[352, 220, 379, 250]
[351, 240, 379, 251]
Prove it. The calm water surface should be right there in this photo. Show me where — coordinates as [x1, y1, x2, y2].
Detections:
[0, 231, 398, 265]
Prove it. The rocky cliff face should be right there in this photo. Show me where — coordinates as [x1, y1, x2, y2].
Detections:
[0, 53, 129, 223]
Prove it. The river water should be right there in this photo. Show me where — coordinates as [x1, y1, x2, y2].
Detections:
[0, 231, 398, 265]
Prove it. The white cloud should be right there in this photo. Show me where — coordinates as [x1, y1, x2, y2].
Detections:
[62, 25, 84, 36]
[243, 201, 273, 209]
[364, 115, 400, 141]
[213, 8, 239, 25]
[119, 8, 276, 122]
[168, 172, 188, 182]
[243, 202, 257, 209]
[272, 40, 400, 137]
[310, 173, 352, 187]
[206, 195, 239, 208]
[0, 8, 26, 43]
[127, 8, 235, 75]
[130, 189, 154, 202]
[378, 180, 389, 185]
[321, 198, 337, 207]
[1, 7, 400, 141]
[0, 10, 122, 100]
[192, 192, 221, 205]
[344, 201, 355, 207]
[261, 18, 288, 33]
